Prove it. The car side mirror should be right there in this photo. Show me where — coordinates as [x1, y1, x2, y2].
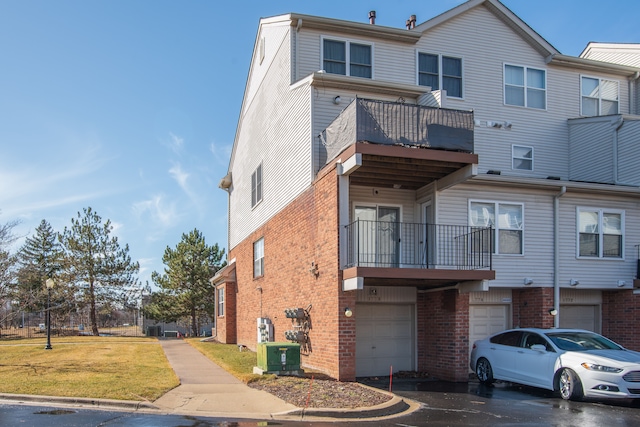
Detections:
[530, 344, 546, 352]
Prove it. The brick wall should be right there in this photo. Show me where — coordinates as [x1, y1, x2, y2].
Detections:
[214, 282, 237, 343]
[602, 290, 640, 351]
[417, 289, 470, 382]
[228, 164, 354, 379]
[512, 287, 555, 329]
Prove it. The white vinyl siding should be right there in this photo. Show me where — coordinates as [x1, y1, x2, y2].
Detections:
[568, 116, 640, 186]
[439, 185, 554, 287]
[296, 29, 415, 85]
[229, 23, 312, 249]
[558, 196, 638, 286]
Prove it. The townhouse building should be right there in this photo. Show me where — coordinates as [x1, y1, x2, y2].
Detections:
[213, 0, 640, 381]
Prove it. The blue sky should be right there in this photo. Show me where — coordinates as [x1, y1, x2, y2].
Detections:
[1, 0, 638, 286]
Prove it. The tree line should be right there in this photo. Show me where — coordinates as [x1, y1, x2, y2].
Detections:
[0, 207, 225, 337]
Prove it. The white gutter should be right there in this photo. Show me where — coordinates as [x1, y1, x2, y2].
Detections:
[553, 186, 566, 328]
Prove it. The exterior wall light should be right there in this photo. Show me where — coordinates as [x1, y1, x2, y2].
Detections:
[344, 307, 353, 317]
[523, 277, 534, 286]
[569, 279, 579, 286]
[548, 308, 558, 316]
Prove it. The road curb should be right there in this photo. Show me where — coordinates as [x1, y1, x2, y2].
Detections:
[275, 395, 420, 420]
[0, 393, 158, 411]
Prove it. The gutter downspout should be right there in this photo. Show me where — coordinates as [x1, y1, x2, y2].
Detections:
[612, 116, 626, 185]
[553, 186, 566, 328]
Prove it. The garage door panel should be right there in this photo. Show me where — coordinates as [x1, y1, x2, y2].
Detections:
[356, 304, 414, 377]
[559, 305, 598, 332]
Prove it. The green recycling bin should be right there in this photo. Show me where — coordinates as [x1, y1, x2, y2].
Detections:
[257, 342, 300, 372]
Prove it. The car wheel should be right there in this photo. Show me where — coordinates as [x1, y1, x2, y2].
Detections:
[559, 368, 583, 401]
[476, 357, 494, 384]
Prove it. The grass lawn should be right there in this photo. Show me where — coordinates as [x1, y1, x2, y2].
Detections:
[0, 337, 179, 401]
[186, 339, 267, 383]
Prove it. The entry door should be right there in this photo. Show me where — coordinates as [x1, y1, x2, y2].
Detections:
[354, 206, 399, 267]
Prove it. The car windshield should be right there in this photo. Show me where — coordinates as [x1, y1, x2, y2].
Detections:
[545, 331, 623, 351]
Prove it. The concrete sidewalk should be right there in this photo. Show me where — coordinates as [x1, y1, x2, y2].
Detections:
[152, 338, 298, 419]
[153, 338, 418, 421]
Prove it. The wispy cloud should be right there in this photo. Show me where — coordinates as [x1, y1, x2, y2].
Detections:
[132, 194, 180, 234]
[169, 163, 190, 193]
[166, 132, 185, 154]
[209, 141, 232, 167]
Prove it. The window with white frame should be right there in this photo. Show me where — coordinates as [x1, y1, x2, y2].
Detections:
[581, 76, 619, 116]
[512, 145, 533, 171]
[217, 287, 224, 317]
[470, 201, 524, 255]
[251, 163, 262, 208]
[504, 64, 546, 109]
[418, 53, 462, 98]
[254, 237, 264, 277]
[322, 38, 372, 78]
[577, 208, 623, 258]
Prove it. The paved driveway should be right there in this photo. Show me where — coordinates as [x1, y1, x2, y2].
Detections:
[360, 378, 640, 427]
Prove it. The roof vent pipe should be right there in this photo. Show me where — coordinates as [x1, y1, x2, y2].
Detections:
[410, 14, 416, 29]
[369, 10, 376, 25]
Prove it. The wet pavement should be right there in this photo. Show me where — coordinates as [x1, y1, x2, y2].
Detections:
[360, 377, 640, 427]
[3, 378, 640, 426]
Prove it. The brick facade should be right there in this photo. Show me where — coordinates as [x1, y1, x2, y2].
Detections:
[602, 290, 640, 351]
[228, 164, 356, 379]
[512, 287, 556, 329]
[214, 281, 237, 343]
[417, 289, 470, 382]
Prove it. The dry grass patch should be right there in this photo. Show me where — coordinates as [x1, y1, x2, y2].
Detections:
[0, 337, 179, 401]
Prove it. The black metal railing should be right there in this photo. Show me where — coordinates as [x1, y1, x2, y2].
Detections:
[344, 220, 492, 270]
[320, 98, 474, 164]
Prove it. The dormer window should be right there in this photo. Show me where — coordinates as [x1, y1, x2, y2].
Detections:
[322, 38, 372, 78]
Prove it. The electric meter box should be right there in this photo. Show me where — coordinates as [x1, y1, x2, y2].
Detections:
[256, 342, 301, 373]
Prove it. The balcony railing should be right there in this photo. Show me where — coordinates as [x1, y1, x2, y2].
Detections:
[344, 220, 492, 270]
[320, 98, 474, 165]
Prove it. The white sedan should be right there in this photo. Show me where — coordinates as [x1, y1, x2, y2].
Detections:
[470, 328, 640, 400]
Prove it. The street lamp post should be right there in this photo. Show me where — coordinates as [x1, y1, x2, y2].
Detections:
[44, 278, 55, 350]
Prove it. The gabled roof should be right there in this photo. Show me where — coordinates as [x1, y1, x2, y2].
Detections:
[413, 0, 639, 77]
[414, 0, 559, 57]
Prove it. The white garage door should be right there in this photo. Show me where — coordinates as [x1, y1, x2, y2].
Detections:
[469, 305, 509, 360]
[356, 304, 414, 377]
[559, 305, 599, 332]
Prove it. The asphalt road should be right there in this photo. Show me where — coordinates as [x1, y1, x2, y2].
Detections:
[2, 379, 640, 426]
